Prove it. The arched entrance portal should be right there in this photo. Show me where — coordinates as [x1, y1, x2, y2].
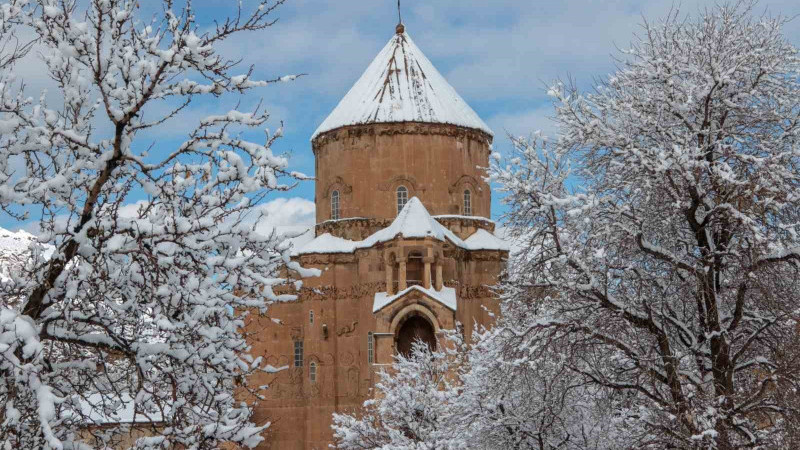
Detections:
[396, 315, 437, 357]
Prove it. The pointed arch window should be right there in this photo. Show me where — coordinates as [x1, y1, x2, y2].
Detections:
[463, 189, 472, 216]
[396, 186, 408, 215]
[309, 361, 317, 383]
[331, 190, 340, 220]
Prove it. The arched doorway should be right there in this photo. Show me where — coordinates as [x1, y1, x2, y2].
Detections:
[395, 315, 436, 357]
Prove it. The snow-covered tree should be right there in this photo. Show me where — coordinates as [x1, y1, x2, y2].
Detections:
[491, 2, 800, 449]
[455, 321, 621, 450]
[0, 1, 316, 448]
[333, 327, 618, 450]
[0, 0, 31, 71]
[332, 340, 466, 450]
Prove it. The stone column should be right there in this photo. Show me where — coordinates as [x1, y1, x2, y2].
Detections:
[422, 257, 435, 290]
[398, 259, 407, 291]
[385, 261, 394, 295]
[435, 262, 443, 291]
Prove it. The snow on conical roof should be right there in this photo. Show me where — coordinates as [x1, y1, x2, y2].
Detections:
[312, 27, 493, 140]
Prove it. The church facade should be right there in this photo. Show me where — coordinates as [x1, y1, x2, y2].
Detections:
[244, 24, 508, 449]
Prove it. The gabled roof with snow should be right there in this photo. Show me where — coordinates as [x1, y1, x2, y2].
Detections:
[361, 196, 462, 246]
[464, 228, 510, 252]
[293, 197, 508, 255]
[295, 232, 357, 255]
[373, 285, 457, 313]
[312, 28, 493, 140]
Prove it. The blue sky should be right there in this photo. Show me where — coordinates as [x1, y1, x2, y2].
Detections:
[5, 0, 800, 232]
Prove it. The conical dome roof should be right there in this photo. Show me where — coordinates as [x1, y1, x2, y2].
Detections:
[312, 28, 493, 140]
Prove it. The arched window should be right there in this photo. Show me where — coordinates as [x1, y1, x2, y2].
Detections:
[367, 332, 374, 364]
[331, 190, 340, 220]
[309, 361, 317, 383]
[463, 189, 472, 216]
[309, 309, 314, 325]
[396, 186, 408, 215]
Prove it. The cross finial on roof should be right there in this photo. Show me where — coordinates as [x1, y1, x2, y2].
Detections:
[396, 0, 405, 34]
[397, 0, 402, 23]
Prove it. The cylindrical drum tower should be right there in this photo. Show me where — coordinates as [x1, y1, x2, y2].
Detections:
[311, 24, 494, 230]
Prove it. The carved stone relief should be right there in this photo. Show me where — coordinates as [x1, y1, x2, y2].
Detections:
[323, 176, 353, 199]
[294, 282, 385, 302]
[337, 320, 358, 337]
[340, 351, 355, 367]
[377, 174, 421, 192]
[448, 174, 484, 194]
[346, 368, 359, 398]
[289, 327, 302, 340]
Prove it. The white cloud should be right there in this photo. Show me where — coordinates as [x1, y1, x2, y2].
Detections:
[487, 104, 558, 142]
[11, 1, 800, 119]
[109, 197, 317, 237]
[252, 197, 316, 236]
[20, 197, 316, 237]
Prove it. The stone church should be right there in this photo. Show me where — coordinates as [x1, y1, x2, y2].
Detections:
[244, 24, 508, 449]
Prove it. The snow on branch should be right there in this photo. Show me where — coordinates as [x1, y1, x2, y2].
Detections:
[492, 3, 800, 448]
[0, 1, 309, 449]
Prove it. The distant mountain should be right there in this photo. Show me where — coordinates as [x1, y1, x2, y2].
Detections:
[0, 227, 53, 283]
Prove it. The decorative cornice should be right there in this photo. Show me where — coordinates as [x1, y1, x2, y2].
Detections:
[292, 282, 387, 302]
[312, 122, 493, 151]
[432, 215, 496, 233]
[451, 283, 497, 300]
[281, 280, 501, 303]
[314, 217, 392, 241]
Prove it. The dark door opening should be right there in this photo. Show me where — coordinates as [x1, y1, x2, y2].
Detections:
[396, 315, 436, 357]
